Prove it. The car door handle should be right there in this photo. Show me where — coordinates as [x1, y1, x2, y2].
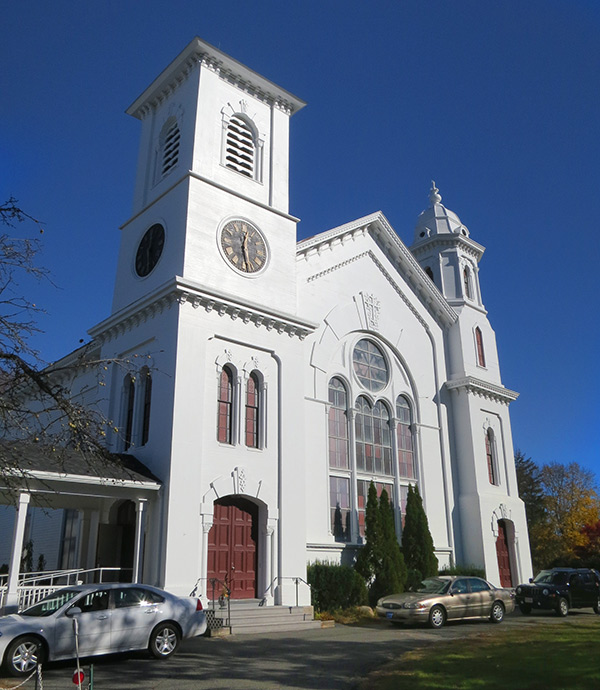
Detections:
[97, 614, 108, 620]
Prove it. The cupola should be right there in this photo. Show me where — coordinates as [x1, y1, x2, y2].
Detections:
[413, 182, 470, 244]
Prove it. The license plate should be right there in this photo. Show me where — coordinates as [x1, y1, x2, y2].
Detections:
[525, 597, 533, 603]
[386, 611, 394, 619]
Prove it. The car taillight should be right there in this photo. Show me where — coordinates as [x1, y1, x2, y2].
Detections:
[196, 599, 203, 611]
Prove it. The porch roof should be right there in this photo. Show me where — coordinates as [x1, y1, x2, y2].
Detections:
[0, 442, 161, 506]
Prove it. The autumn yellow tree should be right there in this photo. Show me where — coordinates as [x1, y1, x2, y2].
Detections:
[536, 462, 600, 566]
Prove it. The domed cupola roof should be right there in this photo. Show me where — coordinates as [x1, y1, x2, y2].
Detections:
[413, 182, 470, 244]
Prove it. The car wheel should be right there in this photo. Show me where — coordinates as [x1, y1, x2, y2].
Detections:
[4, 635, 45, 677]
[593, 597, 600, 615]
[490, 601, 505, 623]
[519, 604, 532, 615]
[149, 622, 181, 659]
[556, 597, 569, 617]
[428, 605, 446, 629]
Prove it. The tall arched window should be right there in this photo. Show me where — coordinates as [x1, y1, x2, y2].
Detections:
[225, 115, 255, 178]
[245, 372, 260, 448]
[373, 401, 393, 475]
[485, 428, 498, 485]
[140, 367, 152, 447]
[217, 366, 234, 444]
[159, 117, 180, 179]
[123, 375, 135, 451]
[475, 327, 486, 367]
[328, 378, 349, 469]
[463, 267, 472, 299]
[355, 397, 393, 476]
[396, 396, 415, 479]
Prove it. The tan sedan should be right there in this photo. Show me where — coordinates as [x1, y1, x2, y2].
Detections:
[376, 576, 515, 629]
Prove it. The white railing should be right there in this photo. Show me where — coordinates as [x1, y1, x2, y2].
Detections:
[0, 567, 131, 611]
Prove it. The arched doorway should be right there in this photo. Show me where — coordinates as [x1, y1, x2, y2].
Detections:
[495, 519, 514, 587]
[207, 496, 258, 599]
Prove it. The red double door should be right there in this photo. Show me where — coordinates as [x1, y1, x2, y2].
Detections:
[207, 497, 258, 599]
[495, 520, 514, 588]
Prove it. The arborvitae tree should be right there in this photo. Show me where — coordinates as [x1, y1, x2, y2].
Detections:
[370, 488, 406, 603]
[354, 482, 380, 580]
[355, 483, 407, 604]
[402, 484, 437, 578]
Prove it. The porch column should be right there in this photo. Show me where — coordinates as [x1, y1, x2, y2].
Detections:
[132, 499, 147, 583]
[3, 492, 30, 614]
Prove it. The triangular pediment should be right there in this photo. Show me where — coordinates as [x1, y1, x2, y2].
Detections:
[297, 211, 457, 329]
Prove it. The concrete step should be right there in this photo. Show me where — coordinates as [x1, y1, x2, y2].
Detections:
[206, 602, 328, 636]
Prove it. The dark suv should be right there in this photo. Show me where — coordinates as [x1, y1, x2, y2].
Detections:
[515, 568, 600, 616]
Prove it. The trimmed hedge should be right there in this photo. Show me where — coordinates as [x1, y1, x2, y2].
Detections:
[307, 562, 368, 612]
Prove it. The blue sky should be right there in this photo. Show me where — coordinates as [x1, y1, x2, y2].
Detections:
[2, 1, 599, 478]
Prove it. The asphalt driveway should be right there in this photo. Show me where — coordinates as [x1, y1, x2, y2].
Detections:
[1, 610, 597, 690]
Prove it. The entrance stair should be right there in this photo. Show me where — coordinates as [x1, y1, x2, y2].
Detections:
[206, 598, 328, 635]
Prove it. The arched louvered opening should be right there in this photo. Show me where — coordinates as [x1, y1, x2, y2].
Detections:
[160, 118, 180, 177]
[225, 115, 255, 178]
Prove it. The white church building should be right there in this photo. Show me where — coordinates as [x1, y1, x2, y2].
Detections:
[1, 38, 532, 608]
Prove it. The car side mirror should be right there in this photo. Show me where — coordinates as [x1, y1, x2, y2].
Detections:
[529, 578, 533, 583]
[66, 606, 82, 618]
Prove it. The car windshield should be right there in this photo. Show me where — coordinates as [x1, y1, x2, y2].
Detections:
[413, 578, 451, 594]
[533, 571, 569, 585]
[20, 589, 81, 617]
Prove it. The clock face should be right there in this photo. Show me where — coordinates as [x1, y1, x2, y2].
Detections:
[135, 224, 165, 277]
[220, 219, 268, 274]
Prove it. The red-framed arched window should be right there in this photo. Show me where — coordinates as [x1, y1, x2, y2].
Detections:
[245, 372, 260, 448]
[475, 327, 486, 367]
[217, 366, 234, 444]
[485, 428, 498, 485]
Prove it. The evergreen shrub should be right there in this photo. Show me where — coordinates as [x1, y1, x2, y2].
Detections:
[307, 562, 368, 612]
[439, 564, 486, 578]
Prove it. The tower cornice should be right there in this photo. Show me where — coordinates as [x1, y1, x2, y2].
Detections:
[126, 37, 306, 120]
[411, 234, 485, 262]
[445, 376, 519, 405]
[90, 277, 317, 344]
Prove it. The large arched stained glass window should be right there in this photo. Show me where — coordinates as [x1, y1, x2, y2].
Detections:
[328, 378, 349, 469]
[396, 396, 415, 479]
[352, 339, 388, 392]
[355, 396, 393, 475]
[217, 366, 234, 444]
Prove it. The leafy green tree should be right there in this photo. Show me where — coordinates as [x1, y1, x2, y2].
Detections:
[515, 450, 548, 571]
[402, 484, 437, 578]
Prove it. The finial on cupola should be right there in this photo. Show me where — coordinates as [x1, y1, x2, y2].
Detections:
[429, 181, 442, 205]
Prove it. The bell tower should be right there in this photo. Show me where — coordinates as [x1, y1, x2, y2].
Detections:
[111, 37, 306, 316]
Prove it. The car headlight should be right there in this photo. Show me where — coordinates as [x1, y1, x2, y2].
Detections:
[403, 602, 427, 610]
[376, 599, 383, 607]
[542, 588, 549, 596]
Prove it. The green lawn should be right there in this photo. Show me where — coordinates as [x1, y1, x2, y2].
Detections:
[364, 619, 600, 690]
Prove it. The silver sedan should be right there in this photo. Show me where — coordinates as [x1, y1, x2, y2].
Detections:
[0, 583, 207, 677]
[376, 575, 515, 628]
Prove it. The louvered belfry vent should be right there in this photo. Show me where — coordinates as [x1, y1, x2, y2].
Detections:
[161, 120, 180, 176]
[225, 115, 255, 178]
